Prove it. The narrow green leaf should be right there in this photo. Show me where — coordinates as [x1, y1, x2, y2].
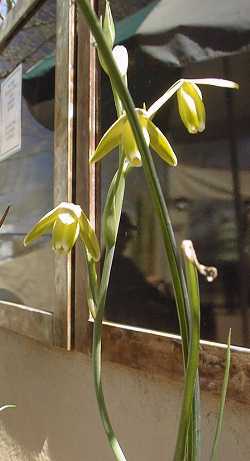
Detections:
[186, 375, 201, 461]
[175, 241, 201, 461]
[210, 329, 231, 461]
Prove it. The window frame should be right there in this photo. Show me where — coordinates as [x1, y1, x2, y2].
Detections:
[0, 0, 76, 349]
[74, 1, 250, 405]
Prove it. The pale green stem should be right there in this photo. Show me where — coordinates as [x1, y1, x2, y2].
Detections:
[77, 0, 189, 362]
[93, 247, 127, 461]
[186, 376, 200, 461]
[92, 13, 128, 459]
[177, 247, 200, 461]
[77, 1, 192, 459]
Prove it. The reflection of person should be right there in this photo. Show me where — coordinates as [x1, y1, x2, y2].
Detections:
[104, 212, 216, 339]
[104, 212, 179, 332]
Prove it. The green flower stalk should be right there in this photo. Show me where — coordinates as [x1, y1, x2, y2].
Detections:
[90, 108, 177, 168]
[24, 202, 100, 261]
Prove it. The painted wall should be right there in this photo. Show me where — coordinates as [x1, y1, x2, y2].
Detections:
[0, 327, 248, 461]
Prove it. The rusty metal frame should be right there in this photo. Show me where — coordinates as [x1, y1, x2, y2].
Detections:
[74, 0, 98, 351]
[0, 0, 76, 349]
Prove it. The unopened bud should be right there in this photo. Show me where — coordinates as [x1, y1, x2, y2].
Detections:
[177, 82, 206, 134]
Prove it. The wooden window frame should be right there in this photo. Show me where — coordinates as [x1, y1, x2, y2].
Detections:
[0, 0, 76, 349]
[1, 0, 249, 406]
[74, 2, 250, 406]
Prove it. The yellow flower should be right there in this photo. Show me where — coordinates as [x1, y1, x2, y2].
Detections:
[177, 81, 205, 134]
[147, 78, 239, 133]
[90, 108, 177, 168]
[24, 202, 100, 260]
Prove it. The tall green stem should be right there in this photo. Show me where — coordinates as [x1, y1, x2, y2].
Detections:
[77, 0, 189, 363]
[77, 0, 193, 458]
[93, 247, 127, 461]
[91, 14, 127, 460]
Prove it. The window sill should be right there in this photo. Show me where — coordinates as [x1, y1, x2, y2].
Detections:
[87, 320, 250, 405]
[0, 301, 54, 346]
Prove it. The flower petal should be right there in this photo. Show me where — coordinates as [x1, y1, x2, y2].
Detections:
[122, 120, 143, 167]
[177, 82, 206, 134]
[90, 115, 125, 163]
[24, 205, 61, 246]
[185, 83, 205, 132]
[147, 119, 177, 166]
[177, 87, 199, 134]
[189, 78, 239, 89]
[52, 213, 80, 255]
[79, 211, 100, 261]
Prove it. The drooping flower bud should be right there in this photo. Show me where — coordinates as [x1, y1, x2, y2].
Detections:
[103, 1, 115, 50]
[177, 82, 206, 134]
[98, 1, 115, 74]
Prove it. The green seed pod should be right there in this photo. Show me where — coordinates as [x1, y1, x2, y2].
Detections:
[103, 171, 125, 249]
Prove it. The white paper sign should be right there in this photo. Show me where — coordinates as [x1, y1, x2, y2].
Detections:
[1, 64, 22, 160]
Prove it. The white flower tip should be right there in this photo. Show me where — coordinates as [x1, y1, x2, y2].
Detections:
[198, 122, 205, 133]
[172, 156, 178, 167]
[58, 212, 75, 225]
[112, 45, 128, 77]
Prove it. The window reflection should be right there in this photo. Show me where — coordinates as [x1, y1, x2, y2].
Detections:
[101, 0, 250, 347]
[0, 0, 56, 310]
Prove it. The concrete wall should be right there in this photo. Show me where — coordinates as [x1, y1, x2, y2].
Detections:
[0, 327, 248, 461]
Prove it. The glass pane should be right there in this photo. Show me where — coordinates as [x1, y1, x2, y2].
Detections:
[100, 0, 250, 347]
[0, 0, 56, 310]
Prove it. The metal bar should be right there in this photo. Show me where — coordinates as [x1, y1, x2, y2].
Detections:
[54, 0, 76, 349]
[74, 0, 98, 351]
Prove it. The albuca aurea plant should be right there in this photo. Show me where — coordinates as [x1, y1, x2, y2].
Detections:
[24, 1, 238, 459]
